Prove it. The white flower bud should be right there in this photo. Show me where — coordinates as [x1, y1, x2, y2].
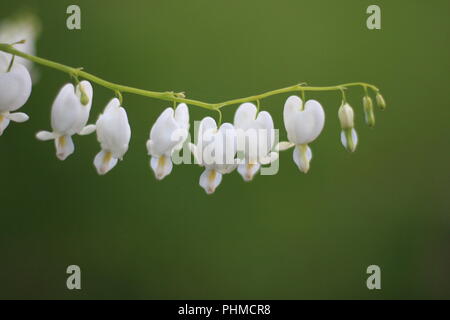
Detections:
[376, 92, 386, 110]
[338, 103, 354, 129]
[363, 96, 375, 127]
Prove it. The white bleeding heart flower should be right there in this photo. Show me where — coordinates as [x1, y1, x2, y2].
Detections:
[0, 52, 32, 136]
[280, 95, 325, 173]
[233, 102, 276, 181]
[0, 12, 41, 82]
[146, 103, 189, 180]
[338, 102, 358, 152]
[189, 117, 237, 194]
[93, 98, 131, 175]
[36, 81, 95, 160]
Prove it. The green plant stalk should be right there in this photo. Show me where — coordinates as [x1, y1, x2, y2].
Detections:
[0, 43, 380, 111]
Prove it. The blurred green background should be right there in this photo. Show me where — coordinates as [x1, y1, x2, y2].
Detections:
[0, 0, 448, 299]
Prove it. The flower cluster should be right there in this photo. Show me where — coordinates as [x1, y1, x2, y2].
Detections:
[0, 52, 386, 195]
[35, 84, 131, 175]
[0, 20, 386, 195]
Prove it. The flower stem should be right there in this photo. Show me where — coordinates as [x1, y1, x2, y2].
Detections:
[0, 42, 380, 111]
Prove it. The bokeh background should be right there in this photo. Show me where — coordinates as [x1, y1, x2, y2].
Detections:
[0, 0, 448, 299]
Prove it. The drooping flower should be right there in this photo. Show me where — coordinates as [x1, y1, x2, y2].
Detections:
[233, 102, 276, 181]
[36, 81, 95, 160]
[93, 98, 131, 175]
[146, 103, 189, 180]
[189, 117, 237, 194]
[0, 52, 32, 136]
[280, 95, 325, 173]
[338, 102, 358, 152]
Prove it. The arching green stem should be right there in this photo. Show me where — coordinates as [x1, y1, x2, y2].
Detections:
[0, 42, 380, 112]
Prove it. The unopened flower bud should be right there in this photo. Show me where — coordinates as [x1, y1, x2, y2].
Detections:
[363, 96, 375, 127]
[338, 102, 354, 129]
[376, 92, 386, 110]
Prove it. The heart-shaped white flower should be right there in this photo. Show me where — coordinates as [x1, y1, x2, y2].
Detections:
[233, 102, 276, 181]
[146, 103, 190, 180]
[93, 98, 131, 175]
[283, 96, 325, 145]
[0, 52, 32, 135]
[189, 117, 237, 194]
[280, 95, 325, 173]
[36, 81, 95, 160]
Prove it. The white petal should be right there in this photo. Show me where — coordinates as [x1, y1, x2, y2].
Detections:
[199, 169, 222, 194]
[196, 117, 218, 165]
[96, 98, 131, 158]
[255, 110, 275, 147]
[353, 129, 358, 147]
[150, 155, 173, 180]
[79, 124, 96, 135]
[75, 81, 93, 108]
[54, 135, 75, 161]
[217, 163, 238, 174]
[340, 129, 358, 152]
[260, 151, 279, 165]
[237, 163, 261, 181]
[234, 105, 274, 162]
[283, 95, 302, 139]
[7, 112, 29, 122]
[234, 103, 257, 130]
[0, 115, 10, 136]
[215, 122, 237, 169]
[340, 131, 347, 149]
[293, 145, 312, 173]
[146, 139, 154, 155]
[283, 96, 325, 145]
[50, 83, 82, 135]
[303, 100, 325, 141]
[94, 150, 118, 175]
[188, 142, 201, 165]
[36, 130, 55, 141]
[0, 56, 32, 113]
[149, 107, 183, 157]
[275, 141, 295, 151]
[197, 117, 217, 144]
[174, 103, 189, 129]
